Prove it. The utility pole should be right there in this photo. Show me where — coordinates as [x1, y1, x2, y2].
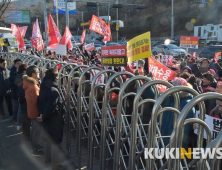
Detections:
[116, 1, 118, 42]
[65, 0, 69, 27]
[43, 0, 48, 47]
[82, 11, 84, 30]
[55, 0, 59, 29]
[171, 0, 174, 39]
[97, 3, 99, 17]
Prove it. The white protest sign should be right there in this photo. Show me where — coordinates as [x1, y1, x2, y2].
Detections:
[84, 43, 94, 52]
[160, 55, 173, 66]
[55, 44, 66, 55]
[194, 111, 222, 140]
[90, 69, 104, 85]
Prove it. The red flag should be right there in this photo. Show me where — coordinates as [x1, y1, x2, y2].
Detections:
[168, 57, 173, 66]
[16, 26, 26, 51]
[11, 24, 18, 36]
[103, 23, 111, 42]
[80, 29, 86, 45]
[31, 19, 44, 51]
[192, 52, 196, 59]
[47, 13, 61, 49]
[148, 57, 176, 92]
[11, 24, 28, 37]
[19, 26, 28, 37]
[31, 22, 36, 48]
[89, 15, 108, 36]
[214, 52, 221, 63]
[67, 40, 73, 50]
[60, 26, 72, 45]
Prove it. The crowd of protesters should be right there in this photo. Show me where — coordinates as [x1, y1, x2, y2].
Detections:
[1, 44, 222, 168]
[0, 57, 66, 170]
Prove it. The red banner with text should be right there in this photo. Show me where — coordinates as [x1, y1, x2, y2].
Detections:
[148, 57, 176, 92]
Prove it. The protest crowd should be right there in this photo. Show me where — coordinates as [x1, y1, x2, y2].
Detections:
[1, 14, 222, 170]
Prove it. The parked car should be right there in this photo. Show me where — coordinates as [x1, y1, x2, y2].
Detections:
[199, 45, 222, 59]
[153, 39, 178, 46]
[118, 41, 127, 45]
[152, 44, 187, 57]
[25, 41, 31, 48]
[105, 42, 121, 46]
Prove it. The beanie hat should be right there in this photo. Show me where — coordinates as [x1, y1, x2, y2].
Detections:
[183, 66, 192, 74]
[206, 69, 216, 77]
[172, 77, 188, 86]
[203, 72, 214, 82]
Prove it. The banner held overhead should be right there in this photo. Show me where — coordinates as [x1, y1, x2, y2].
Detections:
[127, 31, 151, 63]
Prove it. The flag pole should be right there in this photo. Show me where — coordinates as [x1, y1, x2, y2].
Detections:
[43, 0, 48, 52]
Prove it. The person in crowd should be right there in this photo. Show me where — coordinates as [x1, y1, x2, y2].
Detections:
[177, 56, 187, 70]
[202, 72, 217, 93]
[180, 72, 203, 94]
[15, 64, 30, 140]
[23, 66, 43, 156]
[37, 68, 66, 170]
[182, 66, 192, 74]
[194, 58, 217, 78]
[0, 58, 13, 120]
[10, 59, 22, 121]
[192, 78, 222, 148]
[171, 65, 180, 76]
[202, 72, 217, 114]
[161, 77, 195, 149]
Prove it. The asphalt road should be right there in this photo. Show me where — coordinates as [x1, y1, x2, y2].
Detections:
[0, 103, 77, 170]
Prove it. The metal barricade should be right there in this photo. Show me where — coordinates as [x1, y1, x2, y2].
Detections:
[171, 92, 222, 170]
[88, 69, 117, 169]
[100, 72, 136, 170]
[66, 65, 89, 158]
[58, 63, 77, 156]
[76, 66, 104, 169]
[200, 127, 222, 170]
[113, 76, 159, 170]
[126, 80, 177, 170]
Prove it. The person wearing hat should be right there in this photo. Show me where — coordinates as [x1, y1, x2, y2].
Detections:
[193, 58, 217, 78]
[182, 66, 192, 74]
[171, 65, 180, 76]
[201, 72, 217, 114]
[202, 72, 217, 93]
[137, 59, 148, 76]
[161, 77, 195, 149]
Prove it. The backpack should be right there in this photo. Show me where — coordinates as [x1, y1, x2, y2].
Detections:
[54, 88, 66, 118]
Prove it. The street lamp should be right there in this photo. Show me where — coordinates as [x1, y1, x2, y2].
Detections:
[171, 0, 174, 39]
[112, 1, 122, 42]
[86, 2, 100, 16]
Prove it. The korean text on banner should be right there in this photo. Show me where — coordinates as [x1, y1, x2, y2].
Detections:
[84, 43, 94, 51]
[148, 57, 176, 92]
[90, 69, 104, 85]
[127, 32, 151, 63]
[194, 111, 222, 140]
[89, 15, 108, 36]
[101, 45, 127, 66]
[180, 36, 199, 49]
[160, 55, 173, 66]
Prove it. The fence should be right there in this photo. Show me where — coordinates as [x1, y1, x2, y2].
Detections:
[1, 52, 222, 170]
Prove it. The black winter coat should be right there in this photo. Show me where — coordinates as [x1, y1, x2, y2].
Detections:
[37, 76, 64, 144]
[10, 66, 18, 100]
[0, 67, 11, 96]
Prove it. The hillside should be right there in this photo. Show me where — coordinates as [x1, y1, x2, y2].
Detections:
[2, 0, 222, 40]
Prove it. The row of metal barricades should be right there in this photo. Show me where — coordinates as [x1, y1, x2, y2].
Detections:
[1, 52, 222, 170]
